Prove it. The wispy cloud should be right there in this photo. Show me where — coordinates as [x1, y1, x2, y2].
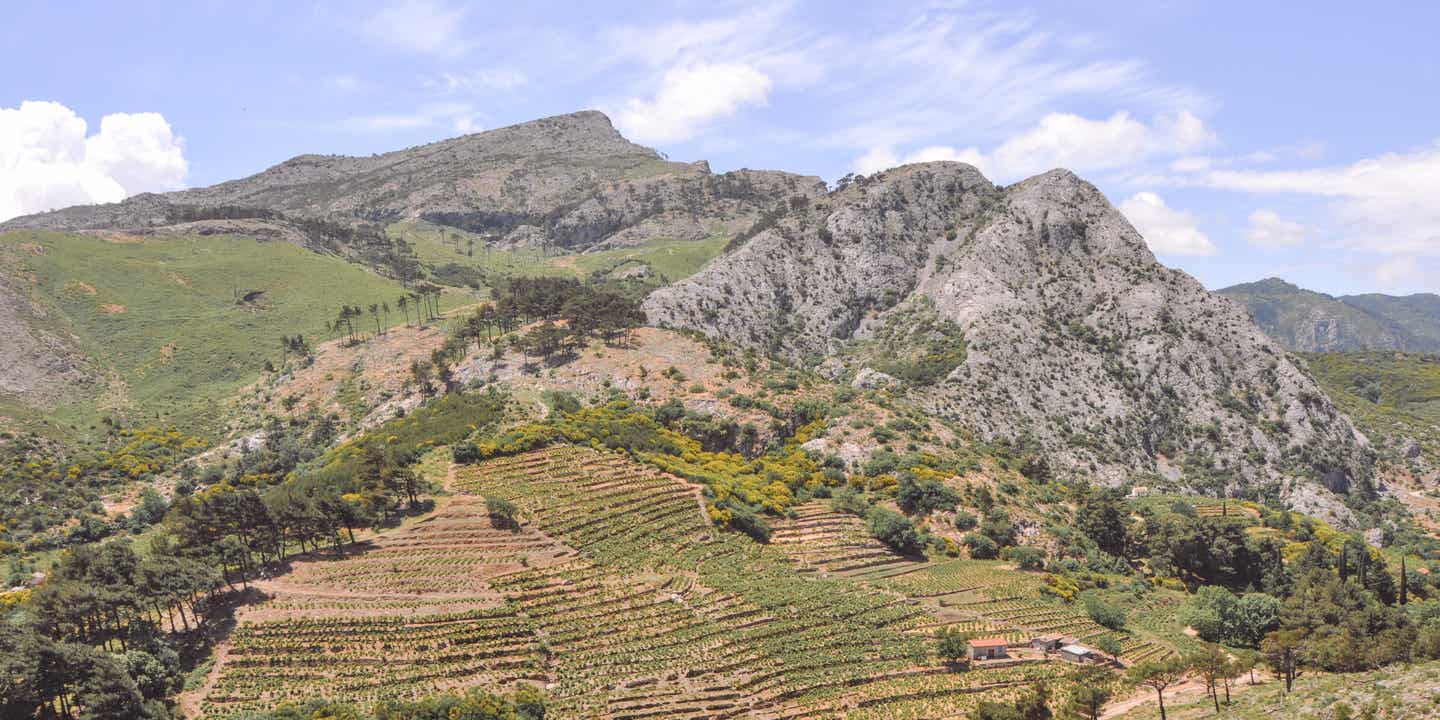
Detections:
[1203, 141, 1440, 258]
[855, 110, 1214, 181]
[360, 0, 470, 57]
[345, 101, 480, 133]
[1118, 191, 1217, 257]
[617, 63, 772, 143]
[1245, 210, 1306, 248]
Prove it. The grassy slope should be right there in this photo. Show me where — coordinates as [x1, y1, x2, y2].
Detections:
[1302, 352, 1440, 468]
[1111, 660, 1440, 719]
[391, 219, 727, 286]
[2, 229, 464, 438]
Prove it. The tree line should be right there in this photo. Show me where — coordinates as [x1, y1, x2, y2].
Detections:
[1, 392, 507, 719]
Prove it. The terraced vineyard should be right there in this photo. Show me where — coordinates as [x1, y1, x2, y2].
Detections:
[196, 445, 1135, 718]
[193, 495, 563, 717]
[769, 502, 921, 578]
[877, 560, 1175, 666]
[453, 446, 1098, 718]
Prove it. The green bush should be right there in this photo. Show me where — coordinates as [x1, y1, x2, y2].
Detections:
[953, 511, 978, 530]
[867, 507, 923, 555]
[963, 532, 999, 559]
[1004, 545, 1046, 570]
[1082, 591, 1127, 630]
[895, 473, 960, 515]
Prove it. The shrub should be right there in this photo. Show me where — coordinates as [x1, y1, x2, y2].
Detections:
[953, 511, 978, 530]
[1005, 545, 1046, 570]
[720, 500, 772, 543]
[963, 533, 999, 559]
[935, 627, 971, 667]
[867, 507, 923, 555]
[895, 473, 960, 515]
[485, 496, 520, 530]
[830, 487, 871, 517]
[1082, 591, 1127, 630]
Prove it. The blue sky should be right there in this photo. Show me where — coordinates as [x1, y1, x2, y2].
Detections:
[4, 0, 1438, 294]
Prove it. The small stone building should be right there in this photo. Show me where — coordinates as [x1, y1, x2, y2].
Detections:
[1060, 644, 1099, 664]
[1032, 633, 1065, 652]
[968, 637, 1010, 661]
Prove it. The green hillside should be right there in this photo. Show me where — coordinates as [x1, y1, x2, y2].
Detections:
[1, 229, 461, 438]
[391, 219, 728, 289]
[1302, 352, 1440, 470]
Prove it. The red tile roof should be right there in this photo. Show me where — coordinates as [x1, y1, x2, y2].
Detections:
[968, 637, 1009, 648]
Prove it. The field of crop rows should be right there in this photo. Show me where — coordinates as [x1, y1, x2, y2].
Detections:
[455, 446, 1108, 719]
[195, 495, 565, 717]
[874, 559, 1174, 666]
[199, 445, 1132, 719]
[769, 502, 921, 578]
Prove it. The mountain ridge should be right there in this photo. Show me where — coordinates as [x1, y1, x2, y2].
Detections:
[1, 110, 826, 255]
[647, 162, 1372, 522]
[2, 110, 1379, 523]
[1217, 277, 1440, 351]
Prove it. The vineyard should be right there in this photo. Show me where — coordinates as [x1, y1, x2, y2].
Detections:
[451, 446, 1114, 718]
[192, 495, 563, 717]
[196, 445, 1147, 718]
[768, 502, 920, 577]
[877, 559, 1176, 666]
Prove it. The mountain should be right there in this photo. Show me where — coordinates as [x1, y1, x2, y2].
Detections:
[2, 111, 1377, 521]
[646, 163, 1372, 519]
[1, 110, 825, 254]
[1217, 277, 1440, 351]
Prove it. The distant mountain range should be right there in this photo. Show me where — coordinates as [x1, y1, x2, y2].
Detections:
[1217, 278, 1440, 352]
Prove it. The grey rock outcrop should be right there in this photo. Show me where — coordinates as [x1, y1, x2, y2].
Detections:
[646, 162, 1373, 515]
[852, 368, 900, 390]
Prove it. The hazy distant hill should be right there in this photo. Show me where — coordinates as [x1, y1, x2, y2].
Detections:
[1218, 277, 1440, 352]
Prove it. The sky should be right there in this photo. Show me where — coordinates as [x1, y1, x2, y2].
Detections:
[3, 0, 1439, 295]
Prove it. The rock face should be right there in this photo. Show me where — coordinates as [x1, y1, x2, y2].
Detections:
[646, 163, 1372, 513]
[2, 111, 826, 253]
[1217, 278, 1440, 352]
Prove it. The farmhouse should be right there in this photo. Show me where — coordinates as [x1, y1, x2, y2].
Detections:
[1060, 644, 1099, 664]
[968, 637, 1010, 661]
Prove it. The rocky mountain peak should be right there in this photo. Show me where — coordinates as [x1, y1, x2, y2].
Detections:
[647, 162, 1372, 524]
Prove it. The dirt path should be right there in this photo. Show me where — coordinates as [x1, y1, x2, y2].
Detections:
[177, 642, 229, 719]
[1101, 675, 1267, 719]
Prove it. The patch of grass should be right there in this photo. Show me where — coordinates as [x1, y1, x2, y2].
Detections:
[569, 235, 729, 283]
[390, 220, 728, 289]
[3, 230, 463, 438]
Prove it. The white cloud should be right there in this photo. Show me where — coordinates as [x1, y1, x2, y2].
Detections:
[1206, 141, 1440, 257]
[830, 10, 1208, 152]
[1374, 255, 1419, 287]
[326, 74, 364, 94]
[360, 0, 469, 57]
[452, 116, 482, 134]
[0, 101, 186, 222]
[855, 111, 1213, 181]
[427, 68, 527, 92]
[617, 63, 772, 144]
[1245, 210, 1305, 248]
[1118, 191, 1216, 256]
